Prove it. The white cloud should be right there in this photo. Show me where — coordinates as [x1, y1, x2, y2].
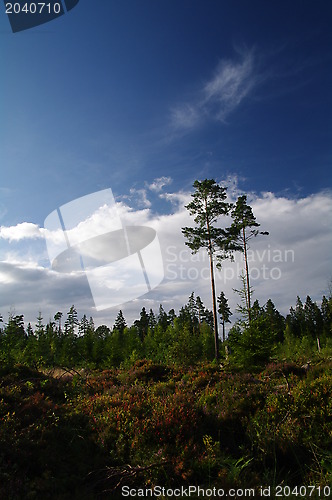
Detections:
[130, 188, 151, 208]
[159, 190, 191, 209]
[203, 49, 257, 121]
[0, 185, 331, 329]
[147, 176, 172, 192]
[122, 188, 152, 209]
[170, 48, 262, 131]
[0, 222, 45, 242]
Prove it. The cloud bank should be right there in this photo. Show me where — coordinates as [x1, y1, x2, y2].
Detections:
[0, 181, 331, 329]
[0, 222, 45, 242]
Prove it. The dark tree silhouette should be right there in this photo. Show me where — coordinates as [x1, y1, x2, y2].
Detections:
[225, 195, 268, 322]
[217, 291, 232, 343]
[182, 179, 232, 359]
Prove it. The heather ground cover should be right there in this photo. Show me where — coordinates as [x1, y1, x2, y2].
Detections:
[0, 359, 331, 499]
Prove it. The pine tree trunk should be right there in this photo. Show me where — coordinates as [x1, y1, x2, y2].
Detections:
[243, 227, 251, 322]
[204, 194, 219, 360]
[209, 248, 219, 360]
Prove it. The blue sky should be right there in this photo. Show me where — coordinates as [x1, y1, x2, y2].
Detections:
[0, 1, 331, 327]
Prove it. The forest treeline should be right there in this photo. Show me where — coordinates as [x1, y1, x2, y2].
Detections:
[1, 179, 331, 370]
[1, 292, 331, 370]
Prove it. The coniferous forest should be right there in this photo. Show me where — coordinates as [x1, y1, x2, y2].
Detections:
[1, 181, 331, 499]
[1, 296, 331, 499]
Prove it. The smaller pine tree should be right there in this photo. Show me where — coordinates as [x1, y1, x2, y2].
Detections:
[217, 291, 232, 342]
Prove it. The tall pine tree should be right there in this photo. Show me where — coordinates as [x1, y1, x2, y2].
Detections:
[182, 179, 232, 360]
[226, 195, 268, 322]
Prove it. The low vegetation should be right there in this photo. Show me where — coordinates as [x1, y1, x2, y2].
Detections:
[0, 356, 331, 499]
[0, 292, 331, 499]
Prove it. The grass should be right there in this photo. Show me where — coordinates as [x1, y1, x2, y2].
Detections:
[0, 358, 331, 499]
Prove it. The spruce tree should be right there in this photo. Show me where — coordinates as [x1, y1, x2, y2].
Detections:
[217, 291, 232, 343]
[148, 309, 157, 330]
[321, 295, 332, 337]
[157, 305, 169, 331]
[64, 305, 78, 336]
[35, 311, 45, 338]
[196, 296, 205, 332]
[79, 314, 89, 336]
[114, 310, 127, 334]
[134, 307, 149, 340]
[54, 312, 63, 334]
